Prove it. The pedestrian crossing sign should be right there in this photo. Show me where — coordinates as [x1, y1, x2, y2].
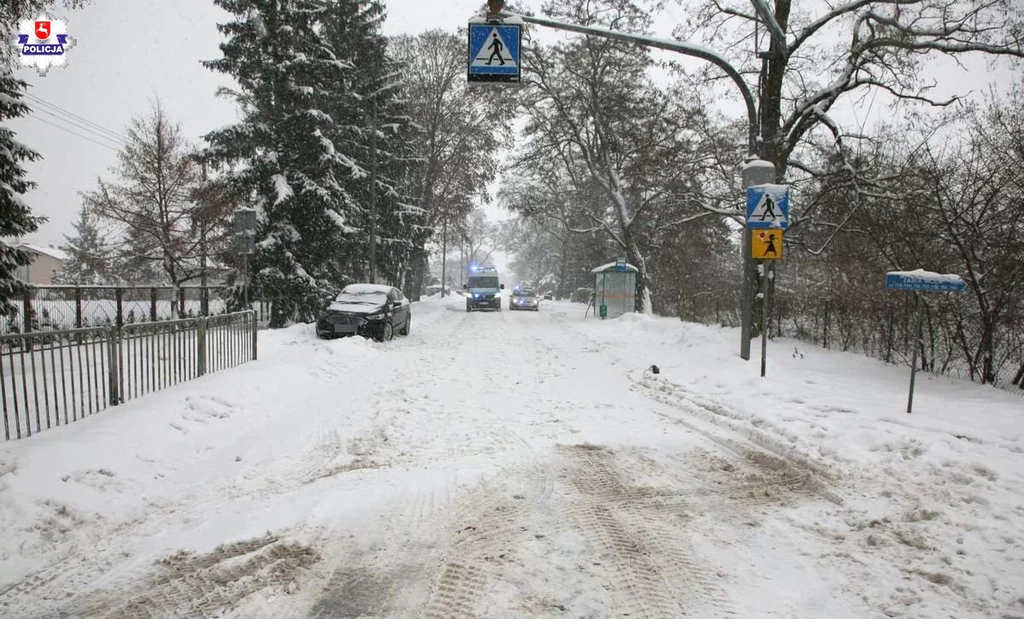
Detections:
[752, 229, 783, 260]
[467, 23, 521, 82]
[746, 184, 790, 229]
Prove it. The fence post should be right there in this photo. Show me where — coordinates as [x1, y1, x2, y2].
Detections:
[108, 327, 119, 406]
[251, 310, 258, 360]
[823, 300, 830, 349]
[23, 288, 32, 333]
[150, 287, 157, 322]
[115, 287, 124, 330]
[75, 286, 83, 328]
[197, 316, 207, 377]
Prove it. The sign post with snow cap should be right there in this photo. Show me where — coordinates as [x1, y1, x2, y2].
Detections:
[886, 270, 967, 414]
[745, 182, 789, 378]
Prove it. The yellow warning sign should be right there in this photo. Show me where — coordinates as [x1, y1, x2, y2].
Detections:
[752, 229, 783, 260]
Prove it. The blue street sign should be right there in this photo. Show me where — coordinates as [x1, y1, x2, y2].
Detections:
[467, 23, 521, 82]
[746, 185, 790, 229]
[886, 272, 967, 292]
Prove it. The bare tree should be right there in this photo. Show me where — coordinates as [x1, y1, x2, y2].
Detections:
[83, 101, 213, 306]
[682, 0, 1024, 187]
[390, 29, 514, 299]
[512, 0, 730, 313]
[773, 85, 1024, 388]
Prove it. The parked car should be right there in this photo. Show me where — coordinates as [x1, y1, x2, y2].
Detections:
[316, 284, 411, 341]
[510, 287, 539, 311]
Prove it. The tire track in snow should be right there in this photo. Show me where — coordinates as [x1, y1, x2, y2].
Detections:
[418, 436, 556, 619]
[308, 306, 558, 618]
[559, 444, 738, 618]
[5, 534, 320, 619]
[629, 370, 843, 506]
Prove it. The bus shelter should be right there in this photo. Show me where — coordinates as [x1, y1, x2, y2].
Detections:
[592, 260, 637, 319]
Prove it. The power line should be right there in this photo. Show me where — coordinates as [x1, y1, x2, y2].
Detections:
[24, 93, 128, 144]
[28, 105, 127, 149]
[25, 92, 128, 143]
[24, 114, 122, 152]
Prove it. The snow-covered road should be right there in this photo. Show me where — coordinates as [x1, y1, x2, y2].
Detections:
[1, 296, 1022, 618]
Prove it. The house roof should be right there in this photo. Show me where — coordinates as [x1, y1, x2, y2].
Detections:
[18, 244, 69, 262]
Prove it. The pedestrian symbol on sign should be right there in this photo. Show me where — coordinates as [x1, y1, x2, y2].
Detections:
[471, 28, 516, 68]
[745, 185, 790, 229]
[486, 33, 505, 65]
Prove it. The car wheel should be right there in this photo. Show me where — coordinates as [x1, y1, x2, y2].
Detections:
[378, 321, 394, 342]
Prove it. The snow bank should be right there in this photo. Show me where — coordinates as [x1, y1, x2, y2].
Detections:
[0, 322, 387, 586]
[554, 302, 1024, 616]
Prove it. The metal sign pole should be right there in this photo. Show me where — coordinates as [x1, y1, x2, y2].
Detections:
[243, 248, 250, 310]
[760, 261, 769, 377]
[885, 270, 966, 414]
[907, 292, 923, 414]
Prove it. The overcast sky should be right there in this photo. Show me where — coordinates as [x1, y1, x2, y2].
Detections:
[9, 0, 1017, 260]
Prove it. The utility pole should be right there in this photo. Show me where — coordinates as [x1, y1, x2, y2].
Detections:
[200, 162, 209, 316]
[740, 159, 775, 360]
[368, 98, 378, 284]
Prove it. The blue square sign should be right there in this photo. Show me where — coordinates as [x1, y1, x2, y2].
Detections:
[746, 185, 790, 229]
[467, 23, 521, 82]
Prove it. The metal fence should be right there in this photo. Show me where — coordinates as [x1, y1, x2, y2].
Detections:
[1, 311, 258, 442]
[1, 285, 271, 335]
[677, 288, 1023, 394]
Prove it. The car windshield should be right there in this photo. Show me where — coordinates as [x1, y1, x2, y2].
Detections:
[514, 290, 536, 297]
[335, 289, 388, 305]
[468, 277, 499, 288]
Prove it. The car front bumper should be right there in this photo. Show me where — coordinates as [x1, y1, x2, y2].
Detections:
[317, 313, 386, 337]
[468, 296, 501, 307]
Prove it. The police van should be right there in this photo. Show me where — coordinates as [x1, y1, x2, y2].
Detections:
[464, 266, 505, 312]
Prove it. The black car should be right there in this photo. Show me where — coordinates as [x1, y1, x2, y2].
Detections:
[509, 287, 539, 311]
[316, 284, 411, 341]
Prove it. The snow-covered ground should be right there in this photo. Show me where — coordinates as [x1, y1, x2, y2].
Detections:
[0, 296, 1021, 618]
